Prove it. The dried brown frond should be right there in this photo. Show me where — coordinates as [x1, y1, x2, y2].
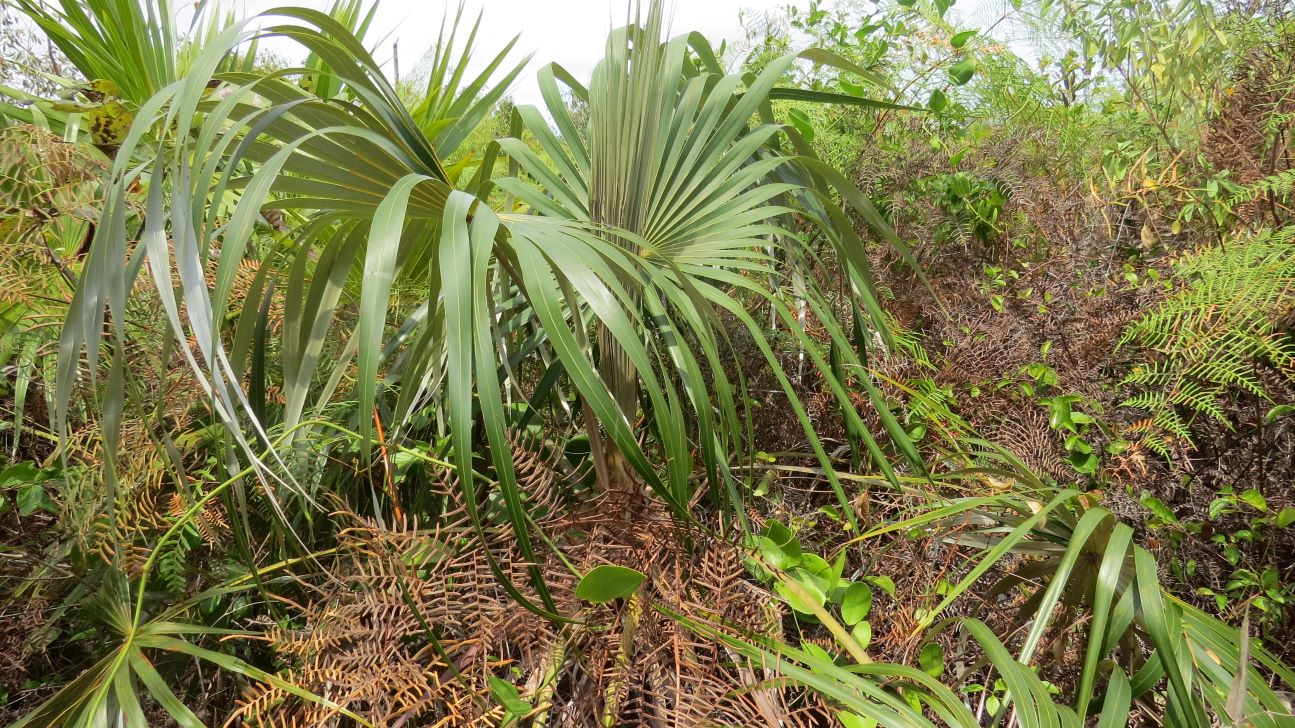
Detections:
[507, 430, 573, 520]
[227, 459, 563, 727]
[227, 443, 828, 727]
[982, 402, 1066, 480]
[167, 491, 230, 545]
[0, 124, 105, 206]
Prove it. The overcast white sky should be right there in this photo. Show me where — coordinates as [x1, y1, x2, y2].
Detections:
[241, 0, 793, 107]
[232, 0, 1033, 108]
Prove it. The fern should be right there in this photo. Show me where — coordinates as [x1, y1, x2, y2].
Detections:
[1232, 168, 1295, 204]
[1119, 225, 1295, 451]
[154, 529, 193, 596]
[908, 377, 963, 427]
[883, 312, 935, 370]
[1262, 110, 1295, 136]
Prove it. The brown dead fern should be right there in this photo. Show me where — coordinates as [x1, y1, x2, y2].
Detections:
[226, 436, 828, 727]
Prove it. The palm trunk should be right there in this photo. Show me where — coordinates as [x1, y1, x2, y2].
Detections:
[584, 3, 665, 496]
[595, 323, 639, 495]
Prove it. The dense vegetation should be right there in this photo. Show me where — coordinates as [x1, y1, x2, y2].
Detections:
[1, 0, 1294, 724]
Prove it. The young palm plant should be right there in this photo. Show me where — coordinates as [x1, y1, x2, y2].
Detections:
[494, 2, 925, 509]
[55, 0, 921, 600]
[29, 0, 929, 720]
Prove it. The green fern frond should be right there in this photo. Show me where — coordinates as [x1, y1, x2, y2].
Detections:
[1159, 412, 1193, 442]
[155, 529, 193, 596]
[1142, 433, 1173, 459]
[1232, 169, 1295, 204]
[1120, 391, 1170, 412]
[1120, 225, 1295, 453]
[1119, 361, 1176, 388]
[1263, 110, 1295, 136]
[1173, 381, 1230, 425]
[884, 313, 935, 370]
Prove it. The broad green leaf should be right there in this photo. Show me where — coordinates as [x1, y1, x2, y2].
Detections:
[16, 483, 56, 516]
[0, 462, 41, 487]
[928, 88, 948, 112]
[487, 675, 533, 717]
[575, 565, 645, 604]
[851, 620, 872, 652]
[1142, 496, 1179, 524]
[841, 583, 873, 625]
[950, 30, 977, 48]
[776, 569, 829, 615]
[1264, 404, 1295, 423]
[1239, 489, 1268, 512]
[948, 58, 976, 85]
[918, 642, 945, 677]
[1067, 450, 1099, 474]
[761, 520, 803, 570]
[801, 553, 839, 591]
[866, 575, 897, 597]
[804, 642, 835, 663]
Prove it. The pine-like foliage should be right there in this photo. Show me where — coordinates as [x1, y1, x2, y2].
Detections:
[1120, 225, 1295, 455]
